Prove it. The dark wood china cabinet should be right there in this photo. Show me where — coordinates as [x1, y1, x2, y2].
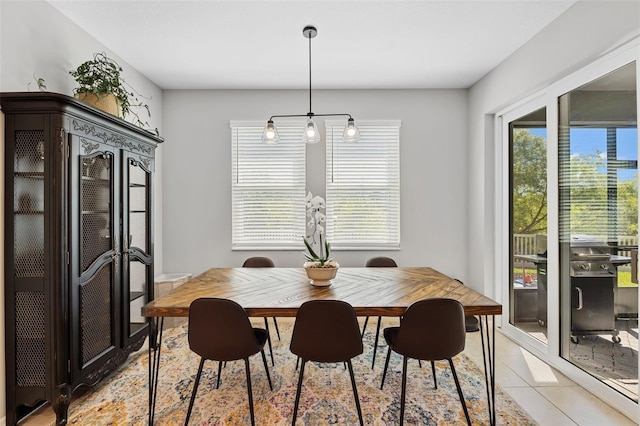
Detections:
[2, 92, 161, 425]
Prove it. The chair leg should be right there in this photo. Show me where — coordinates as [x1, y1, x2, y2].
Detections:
[400, 356, 408, 426]
[380, 346, 392, 390]
[431, 360, 437, 389]
[264, 317, 275, 366]
[371, 316, 382, 369]
[292, 360, 307, 426]
[216, 360, 223, 389]
[361, 316, 369, 337]
[448, 358, 471, 426]
[244, 358, 255, 426]
[185, 358, 205, 426]
[272, 317, 281, 340]
[260, 349, 273, 390]
[347, 360, 364, 426]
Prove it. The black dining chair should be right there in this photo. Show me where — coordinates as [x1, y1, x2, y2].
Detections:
[242, 256, 280, 365]
[184, 298, 273, 426]
[290, 300, 365, 426]
[454, 278, 480, 332]
[363, 256, 397, 369]
[380, 298, 471, 426]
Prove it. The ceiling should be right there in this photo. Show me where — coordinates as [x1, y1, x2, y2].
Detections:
[49, 0, 577, 90]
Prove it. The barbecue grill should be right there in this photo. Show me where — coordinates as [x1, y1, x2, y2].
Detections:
[570, 235, 616, 278]
[569, 235, 622, 344]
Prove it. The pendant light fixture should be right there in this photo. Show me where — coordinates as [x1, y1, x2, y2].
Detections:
[261, 25, 360, 145]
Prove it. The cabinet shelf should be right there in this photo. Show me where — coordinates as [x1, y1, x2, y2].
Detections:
[129, 210, 147, 214]
[130, 322, 147, 335]
[81, 210, 110, 215]
[15, 210, 44, 215]
[129, 183, 146, 188]
[15, 172, 44, 179]
[81, 176, 110, 184]
[129, 291, 145, 302]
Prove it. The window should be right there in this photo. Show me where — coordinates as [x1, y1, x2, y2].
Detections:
[231, 121, 306, 249]
[325, 120, 401, 249]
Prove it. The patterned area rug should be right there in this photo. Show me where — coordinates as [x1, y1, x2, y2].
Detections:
[63, 318, 536, 425]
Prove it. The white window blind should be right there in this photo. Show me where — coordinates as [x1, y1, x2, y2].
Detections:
[325, 120, 401, 249]
[231, 121, 306, 249]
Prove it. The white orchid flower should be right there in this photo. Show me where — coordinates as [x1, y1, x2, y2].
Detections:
[303, 191, 331, 265]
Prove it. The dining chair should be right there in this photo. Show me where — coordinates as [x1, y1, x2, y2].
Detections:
[242, 256, 280, 365]
[184, 298, 273, 426]
[289, 300, 364, 426]
[380, 298, 471, 426]
[363, 256, 397, 369]
[454, 278, 480, 332]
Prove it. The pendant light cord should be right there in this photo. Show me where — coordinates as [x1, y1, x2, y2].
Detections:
[308, 32, 313, 115]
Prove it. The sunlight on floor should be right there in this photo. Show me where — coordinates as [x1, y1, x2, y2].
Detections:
[522, 350, 563, 384]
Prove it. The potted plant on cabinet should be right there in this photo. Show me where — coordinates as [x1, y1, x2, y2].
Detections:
[70, 52, 155, 133]
[303, 191, 339, 286]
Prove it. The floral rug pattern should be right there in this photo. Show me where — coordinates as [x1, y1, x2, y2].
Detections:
[63, 318, 537, 425]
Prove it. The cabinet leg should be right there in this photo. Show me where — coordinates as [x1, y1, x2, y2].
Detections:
[53, 385, 71, 426]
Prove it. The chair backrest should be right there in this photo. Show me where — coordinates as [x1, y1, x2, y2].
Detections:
[365, 257, 397, 267]
[188, 298, 261, 361]
[393, 298, 466, 360]
[242, 257, 275, 267]
[290, 300, 363, 363]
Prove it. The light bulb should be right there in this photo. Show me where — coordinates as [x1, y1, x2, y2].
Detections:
[342, 118, 360, 142]
[262, 120, 279, 144]
[306, 125, 316, 138]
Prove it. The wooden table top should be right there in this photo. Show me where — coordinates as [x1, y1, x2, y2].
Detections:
[142, 267, 502, 318]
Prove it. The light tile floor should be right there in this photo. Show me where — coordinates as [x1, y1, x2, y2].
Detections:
[16, 325, 639, 425]
[463, 329, 637, 425]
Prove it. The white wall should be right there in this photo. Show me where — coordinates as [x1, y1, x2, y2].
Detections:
[0, 1, 164, 422]
[162, 89, 469, 278]
[467, 0, 640, 297]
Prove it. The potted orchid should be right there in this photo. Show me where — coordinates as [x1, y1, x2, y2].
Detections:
[302, 192, 339, 286]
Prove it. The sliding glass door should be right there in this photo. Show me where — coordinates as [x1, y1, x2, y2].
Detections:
[558, 62, 638, 401]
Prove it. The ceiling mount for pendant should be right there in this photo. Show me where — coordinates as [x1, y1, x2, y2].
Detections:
[302, 25, 317, 39]
[261, 25, 360, 145]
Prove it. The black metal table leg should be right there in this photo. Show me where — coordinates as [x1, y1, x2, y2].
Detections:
[148, 317, 164, 425]
[479, 315, 496, 426]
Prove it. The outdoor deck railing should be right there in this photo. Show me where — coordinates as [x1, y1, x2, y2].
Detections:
[513, 234, 638, 257]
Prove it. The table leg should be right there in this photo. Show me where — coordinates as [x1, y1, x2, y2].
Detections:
[479, 315, 496, 426]
[148, 317, 164, 425]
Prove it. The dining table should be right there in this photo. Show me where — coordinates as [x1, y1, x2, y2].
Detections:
[142, 266, 502, 425]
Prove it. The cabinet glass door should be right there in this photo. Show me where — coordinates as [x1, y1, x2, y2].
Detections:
[123, 154, 153, 342]
[13, 129, 47, 391]
[70, 137, 120, 376]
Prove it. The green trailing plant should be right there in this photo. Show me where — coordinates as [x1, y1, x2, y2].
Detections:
[70, 52, 156, 134]
[28, 73, 47, 91]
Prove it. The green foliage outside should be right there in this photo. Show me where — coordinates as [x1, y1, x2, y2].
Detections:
[513, 127, 637, 240]
[512, 129, 547, 234]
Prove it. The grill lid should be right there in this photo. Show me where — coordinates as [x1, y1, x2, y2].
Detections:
[569, 235, 611, 260]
